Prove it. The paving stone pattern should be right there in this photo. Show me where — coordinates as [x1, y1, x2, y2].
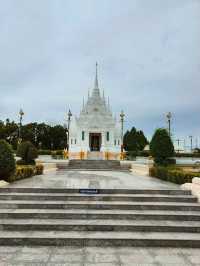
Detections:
[0, 246, 200, 265]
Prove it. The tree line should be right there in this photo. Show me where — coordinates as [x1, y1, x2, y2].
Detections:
[0, 119, 67, 150]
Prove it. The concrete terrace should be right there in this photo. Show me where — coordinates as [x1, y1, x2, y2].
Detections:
[8, 169, 178, 190]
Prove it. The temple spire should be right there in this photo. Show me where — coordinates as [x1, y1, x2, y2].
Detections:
[92, 62, 100, 97]
[95, 62, 99, 89]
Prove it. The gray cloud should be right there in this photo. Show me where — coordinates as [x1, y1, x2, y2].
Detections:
[0, 0, 199, 142]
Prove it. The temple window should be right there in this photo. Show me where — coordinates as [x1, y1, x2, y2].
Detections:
[106, 132, 110, 142]
[82, 131, 85, 141]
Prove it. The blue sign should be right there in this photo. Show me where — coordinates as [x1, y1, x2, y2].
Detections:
[79, 189, 99, 194]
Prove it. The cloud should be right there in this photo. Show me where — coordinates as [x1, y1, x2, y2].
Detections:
[0, 0, 199, 141]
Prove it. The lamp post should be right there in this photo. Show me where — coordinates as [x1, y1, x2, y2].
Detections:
[67, 109, 72, 153]
[18, 108, 24, 144]
[120, 110, 125, 153]
[176, 139, 181, 153]
[189, 136, 193, 153]
[166, 112, 172, 137]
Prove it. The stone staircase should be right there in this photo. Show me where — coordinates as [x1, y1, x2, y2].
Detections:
[0, 188, 200, 247]
[57, 159, 128, 171]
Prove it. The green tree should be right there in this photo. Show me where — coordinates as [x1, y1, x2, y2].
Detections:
[150, 128, 174, 165]
[123, 127, 148, 152]
[17, 141, 38, 165]
[0, 140, 16, 180]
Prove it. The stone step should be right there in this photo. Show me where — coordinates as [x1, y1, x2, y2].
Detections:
[64, 159, 128, 170]
[0, 219, 200, 233]
[0, 209, 200, 221]
[0, 231, 200, 247]
[0, 188, 192, 195]
[68, 160, 120, 165]
[0, 193, 196, 202]
[62, 168, 126, 171]
[0, 201, 199, 211]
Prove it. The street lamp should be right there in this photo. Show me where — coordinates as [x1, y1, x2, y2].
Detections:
[18, 108, 24, 144]
[189, 136, 193, 153]
[66, 109, 72, 153]
[166, 112, 172, 137]
[120, 110, 125, 153]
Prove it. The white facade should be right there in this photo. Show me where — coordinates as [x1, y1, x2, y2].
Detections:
[69, 64, 121, 156]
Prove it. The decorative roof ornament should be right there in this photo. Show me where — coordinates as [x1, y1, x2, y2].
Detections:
[95, 62, 98, 89]
[92, 62, 100, 97]
[82, 97, 85, 109]
[107, 96, 110, 108]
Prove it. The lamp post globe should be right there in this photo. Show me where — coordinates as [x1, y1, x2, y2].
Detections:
[166, 112, 172, 137]
[18, 108, 24, 144]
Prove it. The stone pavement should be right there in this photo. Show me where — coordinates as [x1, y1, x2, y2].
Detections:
[8, 169, 178, 190]
[3, 170, 200, 265]
[0, 246, 200, 265]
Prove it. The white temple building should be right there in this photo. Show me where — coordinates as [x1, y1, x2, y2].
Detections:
[69, 64, 122, 160]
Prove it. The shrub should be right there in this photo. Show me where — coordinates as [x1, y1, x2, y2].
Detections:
[149, 166, 200, 184]
[0, 140, 16, 180]
[17, 141, 38, 165]
[150, 128, 174, 166]
[8, 164, 44, 182]
[175, 152, 200, 158]
[8, 165, 34, 182]
[38, 150, 51, 155]
[165, 158, 176, 165]
[51, 150, 63, 156]
[126, 151, 137, 160]
[138, 150, 150, 157]
[16, 159, 26, 165]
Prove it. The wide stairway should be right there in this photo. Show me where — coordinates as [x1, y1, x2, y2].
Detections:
[0, 187, 200, 247]
[58, 160, 127, 171]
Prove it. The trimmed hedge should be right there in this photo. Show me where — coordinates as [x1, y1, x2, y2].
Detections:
[175, 152, 200, 158]
[0, 140, 16, 180]
[38, 150, 65, 156]
[38, 150, 51, 155]
[7, 164, 44, 182]
[51, 150, 63, 156]
[149, 166, 200, 184]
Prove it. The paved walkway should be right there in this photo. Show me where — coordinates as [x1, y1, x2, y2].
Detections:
[3, 170, 200, 265]
[0, 246, 200, 265]
[8, 169, 178, 189]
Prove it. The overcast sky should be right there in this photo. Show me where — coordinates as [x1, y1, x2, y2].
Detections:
[0, 0, 200, 144]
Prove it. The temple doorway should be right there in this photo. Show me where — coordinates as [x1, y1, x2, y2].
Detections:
[89, 133, 102, 151]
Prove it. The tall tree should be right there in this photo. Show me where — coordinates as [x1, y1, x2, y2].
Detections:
[123, 127, 148, 152]
[150, 128, 174, 165]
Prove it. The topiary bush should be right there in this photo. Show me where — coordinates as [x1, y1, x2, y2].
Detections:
[150, 128, 174, 166]
[0, 140, 16, 180]
[17, 141, 38, 165]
